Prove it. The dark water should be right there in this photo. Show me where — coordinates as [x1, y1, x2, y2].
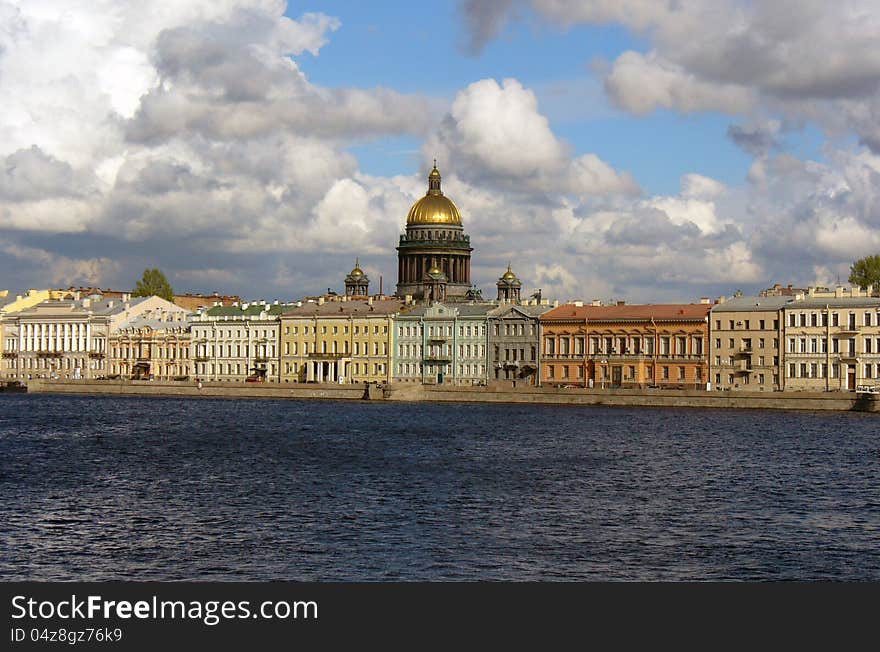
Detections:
[1, 394, 878, 581]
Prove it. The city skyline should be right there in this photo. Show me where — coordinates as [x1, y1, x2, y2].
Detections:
[2, 1, 879, 304]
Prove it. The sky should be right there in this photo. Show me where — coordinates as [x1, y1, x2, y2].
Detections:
[2, 0, 880, 303]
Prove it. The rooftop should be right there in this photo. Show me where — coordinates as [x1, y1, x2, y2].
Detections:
[541, 303, 712, 322]
[283, 298, 405, 317]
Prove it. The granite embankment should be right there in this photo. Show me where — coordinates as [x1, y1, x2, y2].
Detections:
[24, 379, 880, 412]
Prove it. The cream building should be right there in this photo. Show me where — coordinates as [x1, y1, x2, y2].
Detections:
[280, 297, 402, 384]
[782, 294, 880, 391]
[2, 294, 178, 380]
[110, 308, 192, 380]
[189, 302, 290, 383]
[709, 295, 787, 391]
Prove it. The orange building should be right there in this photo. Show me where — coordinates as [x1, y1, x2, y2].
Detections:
[540, 302, 711, 388]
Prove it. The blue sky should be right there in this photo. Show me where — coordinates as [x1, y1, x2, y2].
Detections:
[288, 1, 812, 196]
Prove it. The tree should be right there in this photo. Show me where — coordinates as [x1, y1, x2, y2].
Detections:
[132, 268, 174, 301]
[848, 254, 880, 290]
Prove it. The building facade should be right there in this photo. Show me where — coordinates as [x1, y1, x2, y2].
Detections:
[190, 302, 289, 383]
[110, 309, 192, 380]
[280, 297, 402, 384]
[540, 303, 711, 388]
[393, 302, 492, 385]
[709, 296, 786, 391]
[396, 164, 474, 301]
[782, 295, 880, 391]
[487, 302, 550, 384]
[1, 295, 175, 380]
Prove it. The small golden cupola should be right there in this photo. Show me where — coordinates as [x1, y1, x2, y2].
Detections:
[496, 263, 522, 302]
[344, 258, 370, 297]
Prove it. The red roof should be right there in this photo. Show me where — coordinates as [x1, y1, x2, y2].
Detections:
[540, 303, 711, 322]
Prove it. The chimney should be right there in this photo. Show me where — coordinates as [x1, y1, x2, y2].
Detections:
[405, 294, 413, 305]
[123, 293, 131, 302]
[368, 296, 373, 305]
[699, 297, 710, 304]
[716, 296, 726, 304]
[617, 300, 626, 306]
[107, 300, 115, 308]
[591, 299, 601, 306]
[835, 286, 845, 298]
[82, 298, 91, 309]
[573, 300, 583, 307]
[318, 297, 325, 305]
[553, 300, 559, 307]
[379, 275, 383, 296]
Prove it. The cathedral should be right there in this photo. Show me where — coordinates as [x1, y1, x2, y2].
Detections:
[395, 163, 474, 302]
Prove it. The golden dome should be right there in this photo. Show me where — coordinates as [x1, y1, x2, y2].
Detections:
[348, 258, 365, 278]
[406, 194, 462, 226]
[501, 263, 517, 280]
[406, 163, 463, 226]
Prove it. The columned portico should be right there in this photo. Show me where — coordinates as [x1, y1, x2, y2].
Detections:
[306, 357, 352, 383]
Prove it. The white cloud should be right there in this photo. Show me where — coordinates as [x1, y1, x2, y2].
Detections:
[425, 78, 638, 197]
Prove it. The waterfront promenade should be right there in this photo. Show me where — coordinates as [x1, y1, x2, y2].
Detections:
[23, 379, 880, 412]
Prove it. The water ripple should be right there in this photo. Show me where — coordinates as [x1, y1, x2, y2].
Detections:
[1, 394, 879, 580]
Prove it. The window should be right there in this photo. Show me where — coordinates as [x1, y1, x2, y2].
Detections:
[715, 320, 721, 330]
[744, 320, 750, 329]
[759, 320, 765, 330]
[678, 366, 685, 380]
[715, 338, 721, 350]
[662, 366, 669, 380]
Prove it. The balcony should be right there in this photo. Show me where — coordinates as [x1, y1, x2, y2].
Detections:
[89, 352, 105, 359]
[36, 351, 62, 358]
[194, 356, 209, 362]
[2, 352, 17, 359]
[307, 352, 346, 360]
[423, 355, 451, 363]
[734, 348, 753, 356]
[427, 337, 447, 344]
[835, 325, 860, 335]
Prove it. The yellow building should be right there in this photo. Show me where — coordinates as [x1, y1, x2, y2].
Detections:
[280, 297, 404, 384]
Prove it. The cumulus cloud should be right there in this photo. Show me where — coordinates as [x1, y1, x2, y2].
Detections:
[604, 51, 754, 114]
[425, 78, 639, 197]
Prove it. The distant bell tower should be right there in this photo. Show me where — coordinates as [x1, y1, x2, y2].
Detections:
[496, 263, 522, 302]
[345, 259, 370, 297]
